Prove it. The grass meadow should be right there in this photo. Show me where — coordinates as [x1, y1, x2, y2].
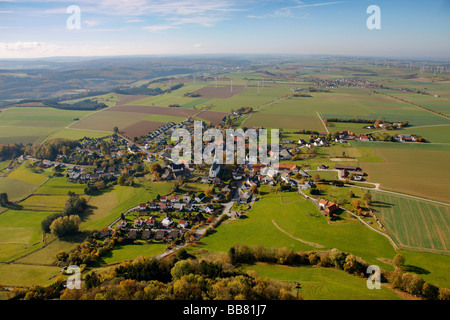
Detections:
[245, 263, 402, 300]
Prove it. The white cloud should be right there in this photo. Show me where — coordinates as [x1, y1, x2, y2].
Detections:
[143, 24, 178, 33]
[84, 19, 100, 27]
[193, 43, 203, 48]
[0, 42, 67, 58]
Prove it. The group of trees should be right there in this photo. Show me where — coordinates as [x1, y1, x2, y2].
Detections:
[18, 252, 297, 300]
[41, 192, 88, 238]
[55, 233, 117, 266]
[387, 254, 449, 300]
[0, 144, 23, 160]
[228, 245, 370, 277]
[114, 83, 183, 96]
[24, 139, 81, 161]
[42, 99, 108, 111]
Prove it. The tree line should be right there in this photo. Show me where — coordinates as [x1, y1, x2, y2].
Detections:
[228, 244, 449, 300]
[11, 249, 298, 300]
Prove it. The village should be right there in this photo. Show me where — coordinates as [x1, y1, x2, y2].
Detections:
[17, 115, 400, 254]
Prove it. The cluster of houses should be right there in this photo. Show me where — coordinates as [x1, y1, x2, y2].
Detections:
[311, 77, 377, 89]
[143, 119, 195, 156]
[394, 134, 419, 143]
[107, 193, 222, 241]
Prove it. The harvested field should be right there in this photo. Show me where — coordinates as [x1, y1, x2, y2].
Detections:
[196, 110, 229, 126]
[9, 102, 45, 108]
[115, 94, 152, 105]
[121, 120, 164, 140]
[193, 85, 246, 99]
[106, 105, 199, 118]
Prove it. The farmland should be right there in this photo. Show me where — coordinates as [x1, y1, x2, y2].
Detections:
[370, 192, 450, 254]
[0, 56, 449, 301]
[360, 148, 450, 202]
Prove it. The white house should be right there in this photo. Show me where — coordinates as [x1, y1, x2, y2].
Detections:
[161, 217, 173, 228]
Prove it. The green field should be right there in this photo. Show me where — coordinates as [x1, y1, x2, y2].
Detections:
[194, 194, 397, 268]
[0, 177, 39, 202]
[44, 128, 112, 141]
[246, 263, 402, 300]
[0, 107, 95, 144]
[361, 148, 450, 203]
[0, 264, 61, 287]
[0, 209, 48, 262]
[371, 191, 450, 254]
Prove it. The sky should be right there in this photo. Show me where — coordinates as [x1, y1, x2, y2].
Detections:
[0, 0, 449, 59]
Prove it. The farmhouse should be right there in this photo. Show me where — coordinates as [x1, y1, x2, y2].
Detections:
[274, 164, 299, 172]
[319, 199, 339, 214]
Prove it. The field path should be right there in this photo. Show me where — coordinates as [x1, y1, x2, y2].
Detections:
[316, 112, 330, 134]
[272, 220, 325, 249]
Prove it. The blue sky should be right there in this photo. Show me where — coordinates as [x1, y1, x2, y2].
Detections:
[0, 0, 449, 58]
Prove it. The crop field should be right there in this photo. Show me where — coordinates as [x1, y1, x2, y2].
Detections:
[244, 113, 325, 131]
[0, 107, 96, 144]
[44, 128, 112, 141]
[121, 120, 165, 140]
[143, 114, 188, 124]
[371, 191, 450, 254]
[196, 110, 229, 126]
[192, 85, 246, 99]
[399, 124, 450, 144]
[360, 148, 450, 203]
[107, 105, 199, 118]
